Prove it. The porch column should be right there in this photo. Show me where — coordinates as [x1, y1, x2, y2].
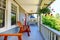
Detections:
[17, 5, 19, 21]
[38, 14, 40, 31]
[6, 0, 11, 27]
[26, 13, 29, 25]
[38, 14, 42, 31]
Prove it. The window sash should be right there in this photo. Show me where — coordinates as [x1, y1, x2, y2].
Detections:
[0, 0, 6, 8]
[0, 8, 5, 27]
[11, 4, 17, 25]
[0, 0, 6, 27]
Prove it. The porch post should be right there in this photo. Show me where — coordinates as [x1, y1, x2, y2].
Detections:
[17, 5, 19, 21]
[37, 14, 40, 30]
[38, 14, 42, 32]
[40, 14, 42, 32]
[6, 0, 11, 27]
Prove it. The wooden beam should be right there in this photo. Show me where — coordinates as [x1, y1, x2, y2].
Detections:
[37, 0, 43, 12]
[40, 0, 55, 9]
[47, 0, 55, 7]
[0, 33, 22, 36]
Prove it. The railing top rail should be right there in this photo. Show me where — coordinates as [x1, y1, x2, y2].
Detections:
[41, 24, 60, 36]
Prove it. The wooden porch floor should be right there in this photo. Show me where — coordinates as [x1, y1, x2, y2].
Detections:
[8, 25, 44, 40]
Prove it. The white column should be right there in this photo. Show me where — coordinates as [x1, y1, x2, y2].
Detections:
[37, 15, 39, 29]
[37, 14, 40, 31]
[6, 0, 11, 27]
[38, 14, 42, 31]
[54, 34, 56, 40]
[17, 6, 19, 21]
[58, 36, 60, 40]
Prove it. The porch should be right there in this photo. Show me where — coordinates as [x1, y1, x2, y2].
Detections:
[0, 25, 43, 40]
[0, 0, 60, 40]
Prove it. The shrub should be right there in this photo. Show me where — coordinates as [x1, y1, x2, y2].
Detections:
[42, 14, 60, 31]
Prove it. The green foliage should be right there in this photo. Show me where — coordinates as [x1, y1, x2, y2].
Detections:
[55, 13, 60, 19]
[42, 15, 60, 31]
[0, 20, 2, 23]
[38, 7, 51, 15]
[11, 16, 16, 25]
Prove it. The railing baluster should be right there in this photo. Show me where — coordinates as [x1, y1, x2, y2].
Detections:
[40, 24, 60, 40]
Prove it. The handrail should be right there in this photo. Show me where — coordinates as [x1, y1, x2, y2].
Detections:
[0, 33, 22, 40]
[41, 24, 60, 36]
[0, 33, 22, 36]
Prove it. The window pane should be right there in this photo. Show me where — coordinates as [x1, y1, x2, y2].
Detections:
[11, 4, 17, 25]
[0, 1, 1, 7]
[0, 0, 6, 28]
[0, 0, 6, 8]
[0, 8, 5, 27]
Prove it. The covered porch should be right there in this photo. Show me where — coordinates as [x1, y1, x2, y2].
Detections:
[0, 25, 43, 40]
[0, 0, 59, 40]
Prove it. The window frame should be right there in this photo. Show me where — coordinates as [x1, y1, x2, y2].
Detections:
[0, 0, 6, 28]
[11, 0, 19, 25]
[11, 4, 17, 25]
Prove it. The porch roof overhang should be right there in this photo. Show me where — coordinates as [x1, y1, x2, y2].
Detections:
[40, 0, 55, 9]
[14, 0, 55, 13]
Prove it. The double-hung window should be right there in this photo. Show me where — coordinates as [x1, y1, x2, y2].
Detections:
[11, 4, 17, 25]
[0, 0, 6, 28]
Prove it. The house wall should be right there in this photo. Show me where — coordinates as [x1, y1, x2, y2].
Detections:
[19, 13, 25, 25]
[0, 0, 25, 33]
[0, 0, 26, 39]
[19, 5, 25, 25]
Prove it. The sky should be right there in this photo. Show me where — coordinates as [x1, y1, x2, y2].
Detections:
[33, 14, 37, 18]
[49, 0, 60, 15]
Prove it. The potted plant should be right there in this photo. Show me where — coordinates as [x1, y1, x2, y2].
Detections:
[37, 7, 51, 23]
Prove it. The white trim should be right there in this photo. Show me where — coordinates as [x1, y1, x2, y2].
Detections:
[40, 24, 60, 40]
[0, 0, 19, 33]
[11, 0, 19, 23]
[41, 24, 60, 36]
[0, 25, 17, 33]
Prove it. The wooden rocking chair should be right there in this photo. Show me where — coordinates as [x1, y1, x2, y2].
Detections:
[17, 21, 31, 36]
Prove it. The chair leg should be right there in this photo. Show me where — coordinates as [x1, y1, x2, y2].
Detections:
[4, 36, 8, 40]
[18, 36, 22, 40]
[27, 32, 30, 36]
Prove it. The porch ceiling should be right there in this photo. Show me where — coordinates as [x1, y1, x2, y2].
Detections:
[15, 0, 55, 13]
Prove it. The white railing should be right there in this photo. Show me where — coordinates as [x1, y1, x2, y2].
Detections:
[40, 24, 60, 40]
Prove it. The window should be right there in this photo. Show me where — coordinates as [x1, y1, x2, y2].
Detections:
[0, 0, 6, 8]
[0, 0, 6, 28]
[11, 4, 17, 25]
[0, 8, 5, 27]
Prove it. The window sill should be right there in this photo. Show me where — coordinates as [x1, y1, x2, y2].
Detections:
[0, 25, 17, 33]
